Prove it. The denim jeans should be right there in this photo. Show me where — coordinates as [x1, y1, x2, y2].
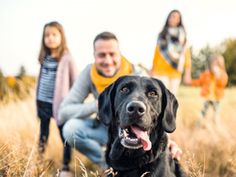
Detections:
[63, 118, 108, 166]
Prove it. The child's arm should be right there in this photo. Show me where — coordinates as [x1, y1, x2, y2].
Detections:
[191, 78, 201, 86]
[191, 72, 205, 87]
[215, 71, 228, 88]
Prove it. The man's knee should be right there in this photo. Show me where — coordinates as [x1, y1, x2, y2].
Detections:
[63, 119, 86, 146]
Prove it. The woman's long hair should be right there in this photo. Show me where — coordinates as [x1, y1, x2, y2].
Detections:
[158, 10, 186, 44]
[38, 21, 68, 64]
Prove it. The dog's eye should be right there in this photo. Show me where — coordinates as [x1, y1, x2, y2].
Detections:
[147, 90, 158, 97]
[120, 86, 129, 93]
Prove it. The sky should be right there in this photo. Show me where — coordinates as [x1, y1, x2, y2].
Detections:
[0, 0, 236, 76]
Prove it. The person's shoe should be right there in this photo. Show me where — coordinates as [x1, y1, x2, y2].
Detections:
[199, 111, 205, 119]
[59, 166, 74, 177]
[59, 170, 74, 177]
[61, 165, 70, 171]
[38, 141, 45, 153]
[195, 112, 205, 127]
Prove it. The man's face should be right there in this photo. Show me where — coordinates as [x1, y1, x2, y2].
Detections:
[94, 39, 121, 77]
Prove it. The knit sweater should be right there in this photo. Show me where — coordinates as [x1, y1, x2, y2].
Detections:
[36, 52, 78, 123]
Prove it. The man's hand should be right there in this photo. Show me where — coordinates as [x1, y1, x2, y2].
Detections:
[168, 139, 182, 161]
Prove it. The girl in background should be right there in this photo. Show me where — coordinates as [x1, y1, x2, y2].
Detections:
[191, 54, 228, 124]
[150, 9, 191, 95]
[36, 21, 77, 172]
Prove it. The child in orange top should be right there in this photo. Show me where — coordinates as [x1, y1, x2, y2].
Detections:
[191, 54, 228, 123]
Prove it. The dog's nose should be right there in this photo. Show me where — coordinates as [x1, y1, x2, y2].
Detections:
[126, 101, 146, 117]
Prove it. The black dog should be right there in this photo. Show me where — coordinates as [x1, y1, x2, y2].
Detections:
[98, 76, 187, 177]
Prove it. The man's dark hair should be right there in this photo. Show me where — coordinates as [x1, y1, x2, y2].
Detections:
[93, 32, 118, 49]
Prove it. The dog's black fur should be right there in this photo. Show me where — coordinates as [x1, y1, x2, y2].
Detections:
[98, 76, 187, 177]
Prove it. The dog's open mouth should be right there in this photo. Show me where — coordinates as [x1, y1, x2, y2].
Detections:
[119, 126, 152, 151]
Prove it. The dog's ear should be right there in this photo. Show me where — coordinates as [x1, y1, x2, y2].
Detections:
[98, 83, 116, 126]
[98, 77, 123, 126]
[162, 88, 178, 133]
[154, 78, 178, 133]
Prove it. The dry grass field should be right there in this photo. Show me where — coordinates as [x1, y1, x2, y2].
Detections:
[0, 86, 236, 177]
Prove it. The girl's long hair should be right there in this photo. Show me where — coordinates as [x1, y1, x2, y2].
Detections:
[38, 21, 68, 64]
[208, 54, 226, 72]
[158, 9, 187, 44]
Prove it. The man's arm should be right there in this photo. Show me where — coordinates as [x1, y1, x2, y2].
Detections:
[58, 65, 97, 125]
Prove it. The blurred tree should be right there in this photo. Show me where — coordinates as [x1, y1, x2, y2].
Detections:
[222, 39, 236, 86]
[0, 67, 35, 103]
[191, 45, 215, 79]
[0, 69, 8, 101]
[0, 68, 4, 78]
[17, 65, 26, 78]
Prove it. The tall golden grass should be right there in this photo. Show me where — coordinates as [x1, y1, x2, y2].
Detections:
[0, 86, 236, 177]
[0, 75, 35, 104]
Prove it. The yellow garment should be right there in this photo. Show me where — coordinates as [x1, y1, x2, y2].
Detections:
[90, 56, 133, 93]
[151, 45, 191, 78]
[206, 75, 216, 101]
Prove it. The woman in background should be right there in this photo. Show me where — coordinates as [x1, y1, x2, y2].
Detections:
[150, 9, 191, 95]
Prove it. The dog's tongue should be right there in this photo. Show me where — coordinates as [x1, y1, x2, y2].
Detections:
[130, 126, 151, 151]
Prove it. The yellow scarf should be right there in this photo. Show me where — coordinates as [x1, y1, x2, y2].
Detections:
[90, 56, 133, 93]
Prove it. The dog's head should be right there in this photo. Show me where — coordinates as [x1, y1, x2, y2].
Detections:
[98, 75, 178, 152]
